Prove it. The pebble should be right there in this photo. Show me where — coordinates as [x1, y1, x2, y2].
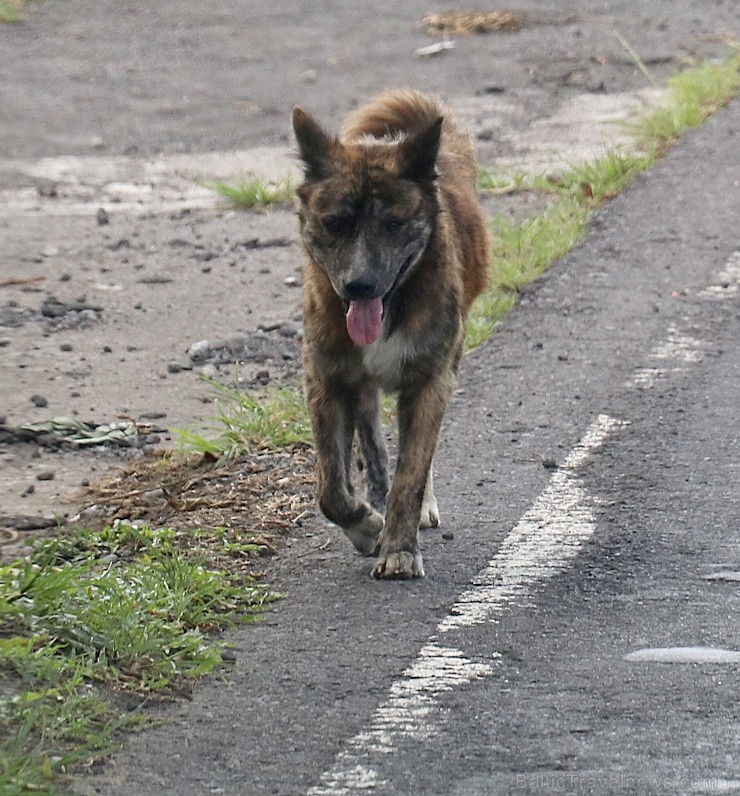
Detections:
[30, 394, 48, 408]
[442, 531, 454, 541]
[60, 343, 73, 352]
[188, 339, 213, 362]
[96, 208, 110, 225]
[0, 338, 10, 348]
[279, 323, 299, 338]
[284, 276, 300, 287]
[36, 470, 55, 481]
[199, 363, 218, 379]
[167, 361, 189, 374]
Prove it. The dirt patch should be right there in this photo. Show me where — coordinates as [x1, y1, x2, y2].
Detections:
[1, 442, 319, 567]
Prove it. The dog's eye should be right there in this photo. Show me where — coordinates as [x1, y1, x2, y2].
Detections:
[323, 215, 350, 235]
[382, 217, 404, 234]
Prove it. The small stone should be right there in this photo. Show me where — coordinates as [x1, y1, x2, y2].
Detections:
[479, 84, 505, 94]
[442, 531, 454, 541]
[96, 208, 110, 226]
[255, 369, 270, 380]
[542, 458, 558, 471]
[103, 345, 112, 353]
[300, 69, 318, 83]
[30, 394, 48, 408]
[60, 343, 73, 352]
[188, 339, 213, 363]
[0, 338, 10, 348]
[284, 276, 300, 287]
[278, 323, 298, 338]
[167, 362, 186, 374]
[23, 484, 35, 495]
[36, 470, 55, 481]
[199, 363, 218, 379]
[140, 411, 167, 420]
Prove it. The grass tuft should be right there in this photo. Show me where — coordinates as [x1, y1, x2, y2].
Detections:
[0, 522, 273, 791]
[467, 49, 739, 350]
[206, 175, 294, 209]
[175, 380, 313, 459]
[633, 50, 740, 149]
[0, 0, 26, 23]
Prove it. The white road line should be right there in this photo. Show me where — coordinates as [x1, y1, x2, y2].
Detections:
[438, 414, 626, 632]
[629, 250, 739, 390]
[630, 325, 704, 390]
[698, 250, 740, 300]
[309, 252, 738, 795]
[308, 413, 625, 795]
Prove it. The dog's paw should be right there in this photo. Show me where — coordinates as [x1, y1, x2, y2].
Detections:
[419, 497, 440, 529]
[372, 550, 425, 579]
[344, 510, 384, 556]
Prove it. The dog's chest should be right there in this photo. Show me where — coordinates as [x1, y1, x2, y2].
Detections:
[361, 332, 415, 389]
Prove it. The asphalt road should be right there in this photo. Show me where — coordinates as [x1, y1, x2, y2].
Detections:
[85, 98, 740, 796]
[2, 1, 738, 794]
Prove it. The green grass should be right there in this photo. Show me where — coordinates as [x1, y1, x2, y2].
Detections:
[1, 50, 737, 793]
[175, 380, 313, 458]
[0, 522, 273, 792]
[0, 0, 26, 22]
[466, 48, 739, 349]
[632, 49, 740, 149]
[206, 175, 294, 209]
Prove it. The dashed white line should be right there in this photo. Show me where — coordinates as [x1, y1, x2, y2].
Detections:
[308, 413, 625, 795]
[309, 250, 739, 794]
[629, 250, 739, 390]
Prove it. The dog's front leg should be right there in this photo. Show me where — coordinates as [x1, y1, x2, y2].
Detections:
[308, 380, 384, 555]
[372, 371, 454, 579]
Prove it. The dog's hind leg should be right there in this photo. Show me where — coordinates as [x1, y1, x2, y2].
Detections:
[355, 386, 389, 514]
[419, 464, 440, 529]
[308, 380, 384, 556]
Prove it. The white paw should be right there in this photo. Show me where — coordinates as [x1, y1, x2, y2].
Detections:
[372, 550, 425, 579]
[345, 510, 384, 556]
[419, 497, 440, 529]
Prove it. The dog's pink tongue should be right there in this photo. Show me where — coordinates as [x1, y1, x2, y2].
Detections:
[346, 298, 383, 346]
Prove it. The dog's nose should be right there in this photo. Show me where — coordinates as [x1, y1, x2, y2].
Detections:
[344, 276, 377, 300]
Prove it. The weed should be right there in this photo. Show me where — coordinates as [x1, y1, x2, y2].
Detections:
[206, 175, 294, 209]
[0, 0, 26, 23]
[175, 380, 313, 459]
[633, 50, 740, 149]
[467, 49, 739, 349]
[0, 521, 273, 790]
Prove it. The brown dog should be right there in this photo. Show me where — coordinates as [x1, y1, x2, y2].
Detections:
[293, 90, 488, 578]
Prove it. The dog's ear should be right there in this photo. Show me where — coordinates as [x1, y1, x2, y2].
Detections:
[293, 107, 338, 181]
[399, 116, 443, 182]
